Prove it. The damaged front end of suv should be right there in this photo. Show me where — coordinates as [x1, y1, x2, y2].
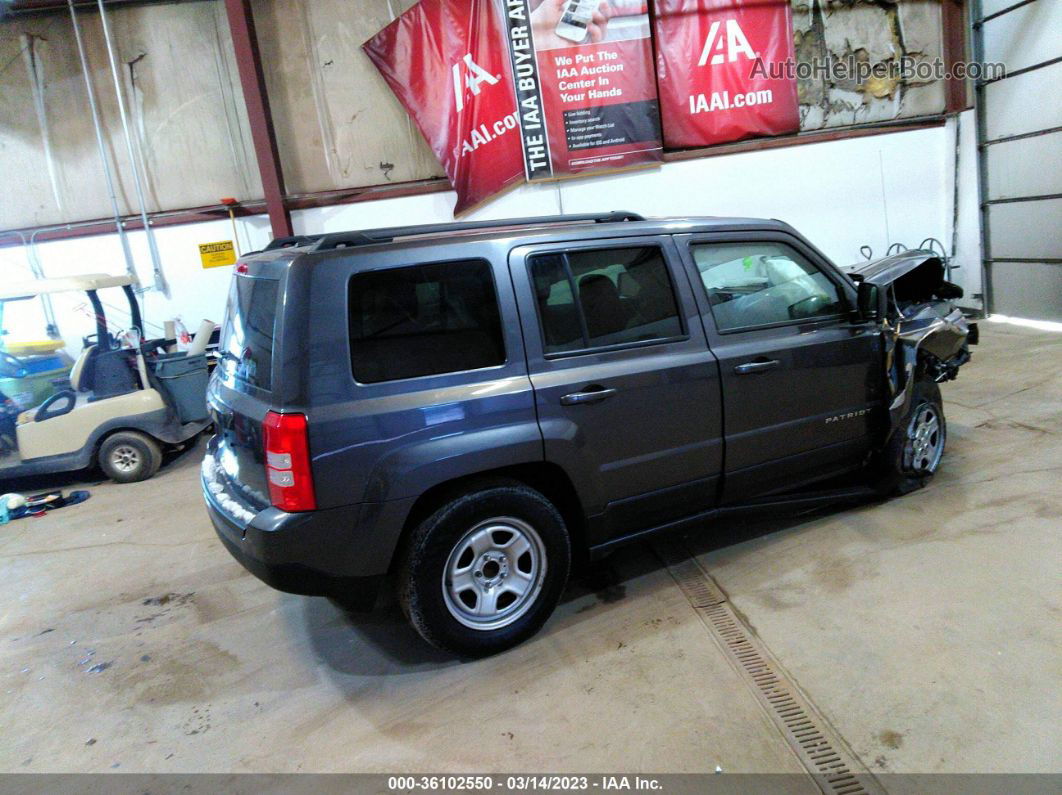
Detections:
[845, 252, 978, 436]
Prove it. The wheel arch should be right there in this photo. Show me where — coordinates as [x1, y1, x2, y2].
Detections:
[90, 421, 167, 461]
[389, 461, 588, 574]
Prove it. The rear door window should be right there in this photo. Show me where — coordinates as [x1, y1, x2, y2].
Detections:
[219, 276, 278, 390]
[348, 259, 505, 383]
[529, 246, 683, 354]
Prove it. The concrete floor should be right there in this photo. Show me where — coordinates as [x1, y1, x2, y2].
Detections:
[1, 323, 1058, 776]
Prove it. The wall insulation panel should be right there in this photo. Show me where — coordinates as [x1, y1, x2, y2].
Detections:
[250, 0, 444, 196]
[0, 1, 261, 230]
[2, 0, 949, 229]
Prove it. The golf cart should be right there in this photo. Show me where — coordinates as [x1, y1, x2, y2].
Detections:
[0, 274, 211, 483]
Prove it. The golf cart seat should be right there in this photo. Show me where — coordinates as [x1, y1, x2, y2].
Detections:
[70, 341, 138, 399]
[69, 344, 96, 392]
[18, 341, 136, 426]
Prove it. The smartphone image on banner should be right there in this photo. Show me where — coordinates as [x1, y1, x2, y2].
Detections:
[556, 0, 595, 43]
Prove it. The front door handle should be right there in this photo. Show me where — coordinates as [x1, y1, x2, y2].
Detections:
[734, 359, 780, 375]
[560, 387, 618, 406]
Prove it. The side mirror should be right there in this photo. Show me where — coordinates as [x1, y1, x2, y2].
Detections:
[856, 281, 887, 321]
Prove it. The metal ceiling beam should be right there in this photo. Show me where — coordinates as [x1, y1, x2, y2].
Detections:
[6, 0, 204, 14]
[223, 0, 293, 239]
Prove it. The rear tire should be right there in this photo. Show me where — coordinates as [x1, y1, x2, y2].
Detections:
[99, 431, 162, 483]
[878, 378, 947, 495]
[397, 483, 571, 657]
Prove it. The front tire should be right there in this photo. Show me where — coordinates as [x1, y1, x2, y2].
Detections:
[397, 483, 571, 657]
[98, 431, 162, 483]
[879, 378, 947, 494]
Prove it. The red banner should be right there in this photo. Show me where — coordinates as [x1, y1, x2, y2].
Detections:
[502, 0, 663, 179]
[653, 0, 798, 148]
[362, 0, 525, 214]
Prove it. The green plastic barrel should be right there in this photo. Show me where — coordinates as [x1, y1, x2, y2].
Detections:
[0, 366, 71, 410]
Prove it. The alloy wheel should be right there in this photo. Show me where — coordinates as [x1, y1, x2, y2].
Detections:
[905, 404, 944, 473]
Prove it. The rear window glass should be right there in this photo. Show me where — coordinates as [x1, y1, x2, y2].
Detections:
[348, 259, 505, 384]
[219, 276, 278, 390]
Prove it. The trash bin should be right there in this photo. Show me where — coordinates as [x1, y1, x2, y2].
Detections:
[153, 353, 209, 424]
[0, 353, 72, 410]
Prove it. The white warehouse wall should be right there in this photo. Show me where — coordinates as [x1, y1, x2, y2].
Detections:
[1, 122, 981, 356]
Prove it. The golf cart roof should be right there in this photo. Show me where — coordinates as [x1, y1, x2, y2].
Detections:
[0, 273, 139, 301]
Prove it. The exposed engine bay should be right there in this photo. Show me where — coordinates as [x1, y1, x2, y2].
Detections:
[844, 252, 978, 433]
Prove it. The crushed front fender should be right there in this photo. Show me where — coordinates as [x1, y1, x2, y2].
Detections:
[846, 249, 975, 439]
[886, 305, 972, 433]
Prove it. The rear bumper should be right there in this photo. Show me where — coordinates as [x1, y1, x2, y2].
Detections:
[205, 499, 381, 608]
[202, 450, 414, 610]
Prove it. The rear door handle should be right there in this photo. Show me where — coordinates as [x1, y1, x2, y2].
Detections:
[560, 387, 617, 406]
[734, 359, 780, 375]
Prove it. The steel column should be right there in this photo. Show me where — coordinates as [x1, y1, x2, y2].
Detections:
[942, 0, 970, 113]
[223, 0, 292, 239]
[971, 0, 992, 313]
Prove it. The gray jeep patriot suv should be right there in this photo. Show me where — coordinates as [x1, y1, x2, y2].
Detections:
[203, 212, 974, 656]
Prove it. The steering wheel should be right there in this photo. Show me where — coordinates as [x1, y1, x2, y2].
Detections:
[0, 351, 27, 379]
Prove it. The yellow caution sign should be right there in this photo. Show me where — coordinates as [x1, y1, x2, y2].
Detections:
[199, 240, 237, 269]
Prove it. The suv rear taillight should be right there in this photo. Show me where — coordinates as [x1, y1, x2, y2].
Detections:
[263, 412, 317, 512]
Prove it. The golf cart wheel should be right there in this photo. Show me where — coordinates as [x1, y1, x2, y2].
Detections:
[99, 431, 162, 483]
[397, 482, 571, 658]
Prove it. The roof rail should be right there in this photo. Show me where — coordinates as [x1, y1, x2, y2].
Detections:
[310, 211, 645, 252]
[263, 235, 323, 251]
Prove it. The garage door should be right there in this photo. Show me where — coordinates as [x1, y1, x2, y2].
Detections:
[975, 0, 1062, 321]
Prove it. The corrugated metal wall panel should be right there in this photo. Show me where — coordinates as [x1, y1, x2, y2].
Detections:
[983, 61, 1062, 141]
[986, 131, 1062, 200]
[988, 261, 1062, 320]
[987, 198, 1062, 259]
[978, 0, 1062, 320]
[982, 0, 1062, 73]
[979, 0, 1017, 16]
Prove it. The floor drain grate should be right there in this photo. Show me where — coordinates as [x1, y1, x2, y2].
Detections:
[655, 542, 727, 607]
[655, 538, 883, 795]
